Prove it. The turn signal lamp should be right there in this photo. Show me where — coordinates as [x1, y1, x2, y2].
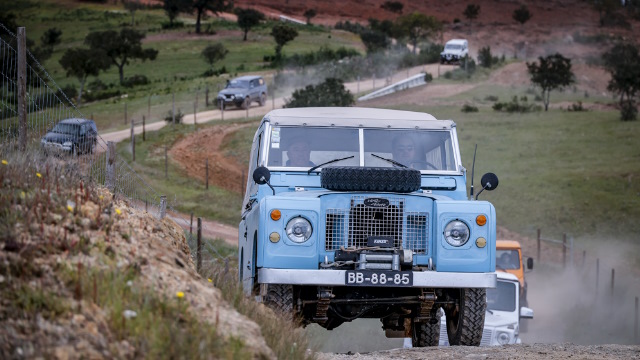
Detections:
[270, 209, 281, 221]
[476, 214, 487, 226]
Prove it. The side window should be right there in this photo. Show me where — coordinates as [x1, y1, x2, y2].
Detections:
[250, 80, 256, 88]
[244, 130, 263, 207]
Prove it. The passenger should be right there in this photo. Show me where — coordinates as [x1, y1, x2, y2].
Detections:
[286, 140, 315, 167]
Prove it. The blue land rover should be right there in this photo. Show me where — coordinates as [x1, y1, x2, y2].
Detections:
[239, 107, 499, 347]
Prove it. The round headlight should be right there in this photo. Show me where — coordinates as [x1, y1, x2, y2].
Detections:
[63, 141, 72, 146]
[497, 331, 511, 345]
[285, 217, 312, 243]
[444, 220, 470, 247]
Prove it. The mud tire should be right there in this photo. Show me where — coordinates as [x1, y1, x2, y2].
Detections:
[241, 96, 251, 110]
[264, 284, 295, 323]
[321, 166, 421, 193]
[259, 93, 266, 106]
[445, 288, 486, 346]
[412, 311, 441, 347]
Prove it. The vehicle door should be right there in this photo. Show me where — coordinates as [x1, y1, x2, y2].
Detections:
[78, 124, 88, 152]
[249, 79, 258, 101]
[240, 125, 264, 294]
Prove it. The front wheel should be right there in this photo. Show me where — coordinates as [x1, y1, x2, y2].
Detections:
[445, 288, 486, 346]
[263, 284, 295, 323]
[412, 311, 441, 347]
[241, 96, 251, 109]
[258, 93, 266, 106]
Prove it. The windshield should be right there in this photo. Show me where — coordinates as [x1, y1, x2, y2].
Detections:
[51, 123, 79, 135]
[445, 44, 463, 50]
[266, 126, 457, 171]
[226, 79, 249, 89]
[363, 129, 456, 170]
[496, 249, 521, 270]
[267, 126, 360, 168]
[487, 281, 517, 312]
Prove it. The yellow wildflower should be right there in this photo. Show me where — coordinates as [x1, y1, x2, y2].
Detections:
[1, 160, 7, 165]
[20, 191, 25, 199]
[67, 205, 74, 212]
[36, 172, 42, 178]
[208, 278, 212, 283]
[176, 291, 185, 298]
[115, 208, 122, 215]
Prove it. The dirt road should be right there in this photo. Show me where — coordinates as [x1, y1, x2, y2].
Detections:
[317, 344, 640, 359]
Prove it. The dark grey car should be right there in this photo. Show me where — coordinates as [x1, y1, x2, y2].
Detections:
[217, 75, 267, 110]
[41, 118, 98, 156]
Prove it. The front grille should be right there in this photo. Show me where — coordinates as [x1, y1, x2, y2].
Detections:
[325, 196, 428, 253]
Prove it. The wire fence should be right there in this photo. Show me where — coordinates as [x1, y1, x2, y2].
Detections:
[0, 24, 233, 267]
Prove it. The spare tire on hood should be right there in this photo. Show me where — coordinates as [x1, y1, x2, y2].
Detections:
[321, 166, 421, 193]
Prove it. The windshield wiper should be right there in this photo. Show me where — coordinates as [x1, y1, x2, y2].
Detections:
[371, 153, 408, 168]
[487, 309, 494, 315]
[307, 155, 355, 174]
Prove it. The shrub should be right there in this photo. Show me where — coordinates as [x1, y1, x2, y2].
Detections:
[164, 109, 184, 123]
[424, 72, 433, 82]
[203, 66, 227, 77]
[461, 104, 479, 112]
[161, 21, 184, 29]
[492, 95, 541, 113]
[478, 46, 493, 68]
[420, 43, 444, 64]
[568, 101, 587, 112]
[122, 74, 149, 88]
[285, 78, 354, 108]
[484, 95, 499, 102]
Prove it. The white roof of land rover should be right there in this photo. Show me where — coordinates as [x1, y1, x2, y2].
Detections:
[263, 107, 454, 130]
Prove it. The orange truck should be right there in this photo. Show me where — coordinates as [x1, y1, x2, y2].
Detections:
[496, 240, 533, 307]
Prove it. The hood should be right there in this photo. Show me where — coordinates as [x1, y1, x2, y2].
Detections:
[42, 132, 75, 144]
[219, 88, 248, 95]
[484, 310, 518, 328]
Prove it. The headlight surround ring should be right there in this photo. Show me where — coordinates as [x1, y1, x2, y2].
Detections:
[285, 216, 313, 243]
[496, 331, 511, 345]
[443, 220, 470, 247]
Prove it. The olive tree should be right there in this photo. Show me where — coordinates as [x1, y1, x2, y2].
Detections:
[513, 5, 532, 27]
[526, 53, 575, 111]
[235, 8, 265, 41]
[303, 9, 317, 25]
[393, 12, 441, 54]
[463, 4, 480, 31]
[201, 43, 228, 69]
[59, 48, 110, 105]
[193, 0, 232, 34]
[271, 24, 298, 60]
[285, 78, 354, 108]
[85, 28, 158, 85]
[603, 43, 640, 121]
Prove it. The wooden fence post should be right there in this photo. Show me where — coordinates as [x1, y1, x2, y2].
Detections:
[148, 95, 151, 123]
[17, 27, 27, 152]
[610, 268, 615, 297]
[194, 101, 197, 129]
[205, 86, 209, 106]
[562, 233, 567, 268]
[164, 145, 168, 179]
[130, 119, 135, 162]
[205, 159, 209, 190]
[220, 100, 224, 121]
[160, 195, 167, 219]
[537, 228, 541, 262]
[197, 217, 202, 273]
[190, 212, 194, 236]
[142, 115, 146, 141]
[106, 141, 116, 193]
[172, 92, 176, 125]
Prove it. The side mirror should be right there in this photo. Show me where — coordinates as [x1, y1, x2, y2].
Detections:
[475, 172, 499, 200]
[253, 166, 270, 184]
[481, 172, 499, 191]
[520, 306, 534, 319]
[527, 257, 534, 270]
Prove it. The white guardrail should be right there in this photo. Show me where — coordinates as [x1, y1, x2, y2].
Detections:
[357, 73, 428, 102]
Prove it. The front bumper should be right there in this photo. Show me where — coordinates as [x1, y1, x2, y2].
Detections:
[41, 142, 72, 153]
[258, 268, 497, 288]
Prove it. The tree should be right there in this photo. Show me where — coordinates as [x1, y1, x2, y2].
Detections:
[85, 28, 158, 85]
[235, 8, 265, 41]
[59, 48, 110, 105]
[193, 0, 232, 34]
[285, 78, 354, 108]
[512, 5, 532, 27]
[201, 43, 228, 69]
[360, 30, 389, 54]
[463, 4, 480, 31]
[602, 43, 640, 121]
[526, 53, 575, 111]
[588, 0, 620, 26]
[271, 24, 298, 60]
[122, 0, 144, 26]
[393, 12, 441, 54]
[40, 28, 62, 47]
[303, 9, 317, 25]
[380, 1, 403, 14]
[162, 0, 191, 27]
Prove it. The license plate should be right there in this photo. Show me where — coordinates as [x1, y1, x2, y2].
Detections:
[345, 270, 413, 287]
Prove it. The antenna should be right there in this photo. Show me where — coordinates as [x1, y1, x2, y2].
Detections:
[470, 144, 477, 200]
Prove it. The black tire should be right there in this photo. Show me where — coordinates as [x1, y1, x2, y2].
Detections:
[412, 311, 441, 347]
[259, 93, 266, 106]
[264, 284, 295, 323]
[242, 96, 251, 109]
[445, 288, 486, 346]
[321, 166, 421, 193]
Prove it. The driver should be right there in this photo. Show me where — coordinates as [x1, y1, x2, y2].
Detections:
[391, 136, 427, 169]
[286, 140, 315, 167]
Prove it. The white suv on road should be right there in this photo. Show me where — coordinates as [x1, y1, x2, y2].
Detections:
[440, 39, 469, 64]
